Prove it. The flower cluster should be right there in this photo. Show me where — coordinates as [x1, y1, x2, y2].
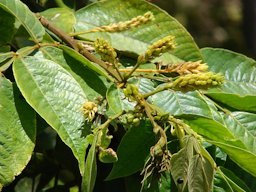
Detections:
[94, 38, 117, 63]
[172, 72, 224, 88]
[166, 60, 208, 75]
[82, 101, 98, 122]
[89, 11, 154, 33]
[138, 35, 176, 63]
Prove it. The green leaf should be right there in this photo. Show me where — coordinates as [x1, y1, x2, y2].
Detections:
[0, 0, 45, 42]
[106, 120, 155, 180]
[187, 154, 214, 192]
[201, 48, 256, 112]
[0, 76, 36, 187]
[210, 141, 256, 177]
[151, 90, 217, 118]
[106, 84, 136, 115]
[59, 45, 112, 81]
[0, 9, 15, 46]
[75, 0, 202, 61]
[13, 56, 88, 174]
[36, 46, 109, 100]
[82, 134, 97, 192]
[170, 148, 189, 191]
[0, 52, 14, 63]
[214, 167, 251, 192]
[128, 77, 155, 95]
[230, 111, 256, 137]
[187, 112, 256, 154]
[40, 8, 76, 33]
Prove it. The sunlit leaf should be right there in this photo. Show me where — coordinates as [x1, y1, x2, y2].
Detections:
[201, 48, 256, 112]
[13, 56, 88, 174]
[40, 8, 76, 33]
[36, 46, 109, 100]
[75, 0, 202, 61]
[0, 76, 36, 187]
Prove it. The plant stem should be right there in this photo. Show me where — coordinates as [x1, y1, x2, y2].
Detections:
[124, 61, 142, 81]
[55, 0, 71, 10]
[98, 111, 124, 131]
[143, 83, 174, 98]
[37, 15, 122, 82]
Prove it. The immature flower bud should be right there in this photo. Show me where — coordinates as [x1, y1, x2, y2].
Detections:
[173, 72, 224, 88]
[139, 35, 176, 63]
[89, 12, 154, 33]
[82, 101, 98, 122]
[94, 38, 117, 63]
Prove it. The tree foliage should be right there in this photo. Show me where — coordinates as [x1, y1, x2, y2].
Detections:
[0, 0, 255, 191]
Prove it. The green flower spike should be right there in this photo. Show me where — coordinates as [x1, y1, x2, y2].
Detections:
[89, 11, 154, 33]
[173, 72, 224, 88]
[94, 38, 117, 63]
[138, 35, 176, 63]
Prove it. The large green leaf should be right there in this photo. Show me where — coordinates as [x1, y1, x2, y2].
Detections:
[82, 134, 97, 192]
[187, 154, 214, 192]
[201, 48, 256, 112]
[75, 0, 202, 61]
[0, 9, 15, 46]
[0, 0, 45, 42]
[36, 46, 108, 100]
[0, 76, 36, 188]
[151, 90, 218, 119]
[187, 113, 256, 176]
[40, 8, 76, 33]
[13, 56, 88, 174]
[106, 120, 155, 180]
[209, 141, 256, 177]
[230, 111, 256, 137]
[187, 111, 256, 154]
[213, 167, 251, 192]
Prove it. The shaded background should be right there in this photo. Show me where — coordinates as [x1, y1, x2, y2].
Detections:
[22, 0, 256, 59]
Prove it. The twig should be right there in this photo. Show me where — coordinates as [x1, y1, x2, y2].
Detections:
[37, 15, 122, 82]
[143, 83, 174, 98]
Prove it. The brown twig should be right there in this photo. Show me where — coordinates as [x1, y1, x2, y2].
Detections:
[37, 15, 122, 82]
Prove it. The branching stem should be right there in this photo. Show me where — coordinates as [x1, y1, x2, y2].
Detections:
[37, 15, 123, 82]
[143, 83, 174, 98]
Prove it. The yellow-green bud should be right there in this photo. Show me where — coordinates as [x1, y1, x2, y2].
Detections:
[132, 118, 140, 126]
[89, 12, 154, 33]
[142, 35, 176, 62]
[94, 38, 117, 63]
[173, 72, 224, 89]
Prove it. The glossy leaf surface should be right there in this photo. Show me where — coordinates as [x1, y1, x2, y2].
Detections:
[0, 76, 36, 188]
[40, 8, 76, 33]
[37, 46, 108, 100]
[13, 56, 88, 174]
[201, 48, 256, 112]
[75, 0, 202, 61]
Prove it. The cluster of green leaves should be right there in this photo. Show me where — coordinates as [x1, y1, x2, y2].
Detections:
[0, 0, 255, 191]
